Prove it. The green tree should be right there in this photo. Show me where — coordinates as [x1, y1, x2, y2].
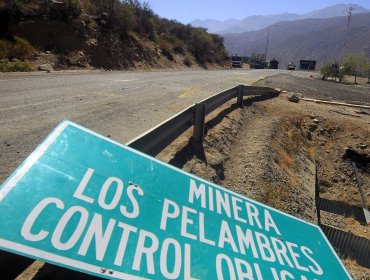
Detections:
[188, 28, 213, 63]
[365, 59, 370, 83]
[320, 63, 333, 81]
[341, 52, 369, 84]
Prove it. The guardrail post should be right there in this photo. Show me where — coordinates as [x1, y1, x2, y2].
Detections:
[315, 164, 321, 226]
[193, 103, 206, 144]
[237, 84, 244, 107]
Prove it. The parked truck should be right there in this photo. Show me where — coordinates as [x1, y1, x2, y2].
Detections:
[268, 58, 279, 69]
[231, 55, 243, 68]
[250, 53, 266, 69]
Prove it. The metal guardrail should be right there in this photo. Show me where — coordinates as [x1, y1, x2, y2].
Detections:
[318, 197, 367, 223]
[127, 85, 279, 156]
[320, 224, 370, 268]
[315, 166, 370, 268]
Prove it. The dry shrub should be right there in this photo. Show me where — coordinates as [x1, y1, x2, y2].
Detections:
[66, 0, 92, 14]
[0, 40, 12, 59]
[277, 148, 295, 169]
[183, 55, 193, 67]
[12, 36, 36, 60]
[307, 147, 316, 160]
[263, 183, 289, 212]
[287, 128, 297, 139]
[0, 59, 34, 72]
[14, 0, 43, 15]
[0, 36, 36, 60]
[173, 39, 186, 54]
[158, 40, 173, 61]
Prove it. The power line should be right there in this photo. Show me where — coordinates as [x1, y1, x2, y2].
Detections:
[343, 6, 354, 55]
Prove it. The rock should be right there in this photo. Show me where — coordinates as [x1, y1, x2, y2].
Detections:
[306, 131, 312, 141]
[308, 123, 318, 132]
[313, 118, 320, 124]
[50, 0, 67, 11]
[100, 12, 109, 19]
[360, 144, 367, 149]
[287, 93, 300, 103]
[38, 63, 54, 72]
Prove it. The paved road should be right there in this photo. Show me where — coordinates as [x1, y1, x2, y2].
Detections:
[0, 68, 291, 182]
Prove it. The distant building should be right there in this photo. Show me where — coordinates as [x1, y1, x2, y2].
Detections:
[299, 60, 316, 70]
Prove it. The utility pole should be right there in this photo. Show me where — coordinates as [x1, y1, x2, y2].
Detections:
[265, 24, 278, 61]
[265, 27, 271, 60]
[343, 7, 354, 56]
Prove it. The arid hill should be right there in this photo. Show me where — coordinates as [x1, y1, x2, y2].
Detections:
[0, 0, 227, 71]
[223, 12, 370, 68]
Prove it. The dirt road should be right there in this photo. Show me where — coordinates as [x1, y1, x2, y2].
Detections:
[0, 69, 290, 183]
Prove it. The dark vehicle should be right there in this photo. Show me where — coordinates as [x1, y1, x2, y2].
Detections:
[250, 53, 266, 69]
[287, 62, 296, 70]
[299, 60, 316, 71]
[231, 55, 243, 68]
[268, 58, 279, 69]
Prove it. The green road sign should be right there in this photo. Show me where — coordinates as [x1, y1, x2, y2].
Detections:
[0, 120, 351, 279]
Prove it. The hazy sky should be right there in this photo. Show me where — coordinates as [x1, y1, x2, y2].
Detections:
[146, 0, 370, 23]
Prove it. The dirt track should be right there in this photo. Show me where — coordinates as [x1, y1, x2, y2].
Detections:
[159, 74, 370, 279]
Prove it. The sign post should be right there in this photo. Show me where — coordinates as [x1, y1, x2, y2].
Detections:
[0, 120, 352, 279]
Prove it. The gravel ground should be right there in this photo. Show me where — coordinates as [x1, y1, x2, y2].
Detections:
[257, 73, 370, 104]
[159, 74, 370, 279]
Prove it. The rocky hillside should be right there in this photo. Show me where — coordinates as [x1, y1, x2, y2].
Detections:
[0, 0, 227, 71]
[223, 12, 370, 68]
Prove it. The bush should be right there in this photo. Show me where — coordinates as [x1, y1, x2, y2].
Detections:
[0, 40, 12, 59]
[11, 36, 36, 60]
[0, 59, 34, 72]
[173, 39, 186, 54]
[0, 36, 36, 60]
[158, 40, 173, 61]
[187, 28, 213, 63]
[321, 63, 334, 80]
[341, 52, 369, 83]
[186, 28, 226, 65]
[66, 0, 92, 15]
[183, 55, 193, 67]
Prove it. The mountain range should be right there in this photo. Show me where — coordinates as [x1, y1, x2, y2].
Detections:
[223, 12, 370, 69]
[191, 4, 369, 34]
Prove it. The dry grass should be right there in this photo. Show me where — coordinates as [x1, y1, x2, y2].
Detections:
[307, 146, 316, 160]
[277, 148, 295, 169]
[287, 128, 297, 139]
[0, 36, 36, 61]
[263, 182, 290, 212]
[0, 59, 34, 72]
